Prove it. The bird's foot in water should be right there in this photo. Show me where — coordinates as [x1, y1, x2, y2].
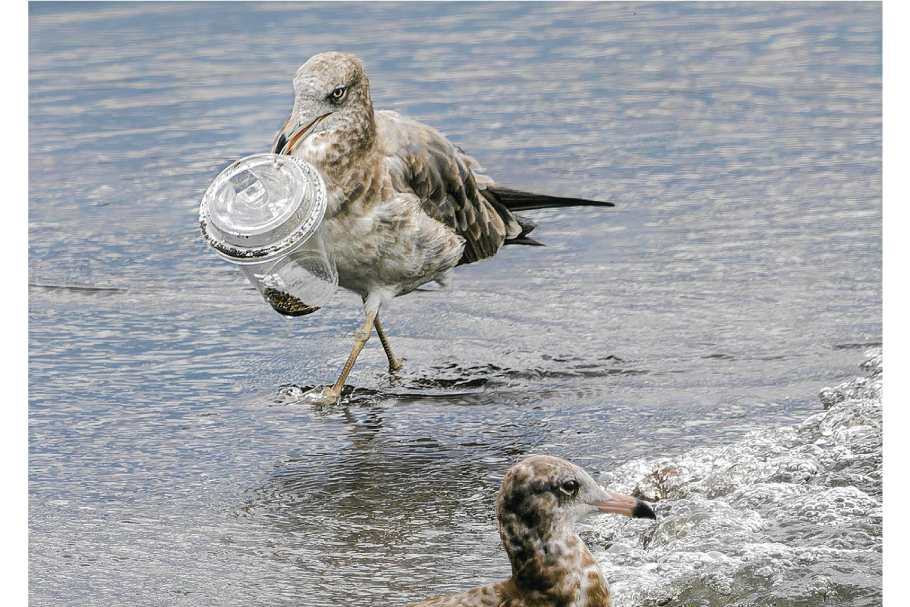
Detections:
[302, 385, 342, 405]
[388, 358, 404, 374]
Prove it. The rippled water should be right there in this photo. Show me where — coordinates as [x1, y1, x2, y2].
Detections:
[29, 3, 881, 606]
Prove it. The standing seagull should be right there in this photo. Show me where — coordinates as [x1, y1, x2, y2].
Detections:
[403, 455, 656, 607]
[272, 52, 613, 404]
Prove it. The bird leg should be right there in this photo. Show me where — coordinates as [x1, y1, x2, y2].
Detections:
[331, 309, 377, 393]
[305, 310, 402, 405]
[374, 314, 403, 374]
[308, 309, 377, 405]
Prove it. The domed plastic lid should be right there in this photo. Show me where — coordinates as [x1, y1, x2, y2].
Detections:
[199, 154, 327, 263]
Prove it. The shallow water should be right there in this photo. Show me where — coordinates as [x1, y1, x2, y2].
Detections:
[29, 3, 881, 606]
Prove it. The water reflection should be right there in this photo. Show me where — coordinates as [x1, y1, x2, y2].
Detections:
[240, 405, 538, 603]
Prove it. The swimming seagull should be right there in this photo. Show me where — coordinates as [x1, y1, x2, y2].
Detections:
[272, 52, 613, 404]
[403, 455, 656, 607]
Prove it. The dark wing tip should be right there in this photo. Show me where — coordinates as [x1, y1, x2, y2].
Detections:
[505, 236, 545, 246]
[487, 186, 614, 210]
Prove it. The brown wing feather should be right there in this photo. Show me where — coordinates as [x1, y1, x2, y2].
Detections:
[378, 111, 514, 264]
[377, 111, 615, 264]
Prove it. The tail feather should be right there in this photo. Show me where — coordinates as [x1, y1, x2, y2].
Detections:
[477, 185, 613, 254]
[486, 186, 614, 211]
[505, 214, 541, 245]
[481, 185, 615, 246]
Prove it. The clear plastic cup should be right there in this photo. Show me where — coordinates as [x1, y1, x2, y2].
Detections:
[200, 154, 337, 316]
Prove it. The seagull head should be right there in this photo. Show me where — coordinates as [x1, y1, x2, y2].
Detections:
[497, 455, 655, 544]
[272, 52, 376, 165]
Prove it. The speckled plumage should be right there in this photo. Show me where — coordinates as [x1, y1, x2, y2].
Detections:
[271, 52, 613, 403]
[404, 455, 656, 607]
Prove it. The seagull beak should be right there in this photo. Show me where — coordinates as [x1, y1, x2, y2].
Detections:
[271, 112, 332, 155]
[592, 489, 656, 520]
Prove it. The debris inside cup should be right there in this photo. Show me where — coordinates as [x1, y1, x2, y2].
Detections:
[264, 288, 321, 317]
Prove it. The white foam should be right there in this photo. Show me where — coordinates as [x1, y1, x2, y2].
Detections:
[590, 348, 882, 606]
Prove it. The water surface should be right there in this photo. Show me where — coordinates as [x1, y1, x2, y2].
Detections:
[29, 3, 881, 606]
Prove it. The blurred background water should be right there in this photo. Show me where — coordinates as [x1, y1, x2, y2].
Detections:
[28, 2, 881, 606]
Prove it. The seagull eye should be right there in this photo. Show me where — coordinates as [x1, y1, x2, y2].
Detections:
[558, 480, 580, 496]
[329, 86, 348, 102]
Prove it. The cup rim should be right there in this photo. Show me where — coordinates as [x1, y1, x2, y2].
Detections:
[199, 154, 327, 264]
